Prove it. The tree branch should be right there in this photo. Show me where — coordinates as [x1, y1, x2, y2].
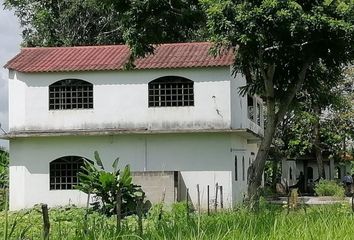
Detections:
[276, 59, 313, 124]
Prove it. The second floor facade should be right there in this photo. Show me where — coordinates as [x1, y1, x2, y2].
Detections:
[5, 43, 264, 137]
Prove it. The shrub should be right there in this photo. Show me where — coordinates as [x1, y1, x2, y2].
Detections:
[0, 150, 9, 210]
[0, 150, 9, 188]
[314, 179, 345, 197]
[76, 151, 151, 217]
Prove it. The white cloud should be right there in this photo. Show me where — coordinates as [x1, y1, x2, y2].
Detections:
[0, 0, 22, 148]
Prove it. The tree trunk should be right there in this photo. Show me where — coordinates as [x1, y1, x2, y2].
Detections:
[271, 154, 279, 191]
[247, 60, 312, 208]
[313, 104, 325, 179]
[247, 114, 277, 207]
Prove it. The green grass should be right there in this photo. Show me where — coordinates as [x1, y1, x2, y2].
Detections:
[1, 203, 354, 239]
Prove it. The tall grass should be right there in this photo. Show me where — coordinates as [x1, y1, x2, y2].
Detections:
[1, 203, 354, 239]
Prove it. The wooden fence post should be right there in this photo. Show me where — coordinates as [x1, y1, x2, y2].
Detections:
[214, 183, 218, 212]
[116, 188, 122, 231]
[84, 193, 90, 233]
[136, 196, 144, 238]
[3, 188, 8, 240]
[196, 184, 201, 213]
[220, 186, 223, 209]
[158, 188, 166, 221]
[207, 185, 210, 216]
[186, 188, 190, 220]
[41, 204, 50, 240]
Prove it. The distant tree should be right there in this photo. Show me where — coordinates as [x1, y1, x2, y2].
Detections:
[272, 65, 354, 180]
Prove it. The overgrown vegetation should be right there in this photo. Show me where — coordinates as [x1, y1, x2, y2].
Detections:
[0, 150, 9, 211]
[314, 180, 345, 198]
[1, 203, 354, 239]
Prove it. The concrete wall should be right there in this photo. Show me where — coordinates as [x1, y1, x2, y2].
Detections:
[8, 67, 264, 137]
[282, 160, 353, 185]
[9, 68, 232, 132]
[230, 73, 264, 136]
[9, 133, 253, 210]
[281, 159, 297, 186]
[179, 171, 233, 209]
[230, 134, 259, 203]
[132, 171, 176, 204]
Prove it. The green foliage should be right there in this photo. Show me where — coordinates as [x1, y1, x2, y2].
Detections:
[201, 0, 354, 90]
[314, 179, 345, 197]
[201, 0, 354, 198]
[274, 66, 354, 162]
[0, 150, 9, 188]
[4, 0, 206, 58]
[76, 151, 150, 216]
[0, 150, 9, 211]
[1, 205, 354, 239]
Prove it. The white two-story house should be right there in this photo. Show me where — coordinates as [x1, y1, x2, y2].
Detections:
[3, 42, 263, 210]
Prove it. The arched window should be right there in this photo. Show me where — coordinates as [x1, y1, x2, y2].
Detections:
[289, 167, 293, 180]
[148, 76, 194, 107]
[49, 156, 87, 190]
[49, 79, 93, 110]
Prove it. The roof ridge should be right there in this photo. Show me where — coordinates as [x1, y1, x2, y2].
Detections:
[20, 42, 212, 50]
[5, 42, 234, 73]
[21, 45, 127, 50]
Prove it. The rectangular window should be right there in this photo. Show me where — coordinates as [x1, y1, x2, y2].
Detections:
[242, 156, 245, 181]
[234, 156, 238, 181]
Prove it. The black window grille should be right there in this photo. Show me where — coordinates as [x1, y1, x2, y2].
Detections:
[148, 76, 194, 107]
[49, 156, 85, 190]
[49, 79, 93, 110]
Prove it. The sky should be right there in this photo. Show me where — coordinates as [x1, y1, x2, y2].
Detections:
[0, 0, 22, 149]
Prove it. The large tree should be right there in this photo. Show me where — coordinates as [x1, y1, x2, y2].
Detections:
[200, 0, 354, 204]
[4, 0, 206, 55]
[6, 0, 354, 204]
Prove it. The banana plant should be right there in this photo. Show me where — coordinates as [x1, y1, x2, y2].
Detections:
[76, 151, 150, 217]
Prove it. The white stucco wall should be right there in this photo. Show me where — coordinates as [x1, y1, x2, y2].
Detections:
[8, 70, 26, 131]
[9, 133, 257, 210]
[8, 67, 264, 137]
[9, 68, 234, 132]
[179, 171, 233, 209]
[229, 134, 259, 202]
[230, 72, 264, 136]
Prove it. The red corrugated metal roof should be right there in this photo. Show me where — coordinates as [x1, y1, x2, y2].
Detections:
[4, 42, 234, 73]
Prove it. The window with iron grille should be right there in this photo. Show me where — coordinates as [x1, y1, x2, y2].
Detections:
[49, 79, 93, 110]
[148, 76, 194, 107]
[49, 156, 85, 190]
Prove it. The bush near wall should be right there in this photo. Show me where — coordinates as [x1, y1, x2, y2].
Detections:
[0, 189, 6, 210]
[0, 150, 9, 186]
[314, 179, 345, 198]
[0, 150, 9, 210]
